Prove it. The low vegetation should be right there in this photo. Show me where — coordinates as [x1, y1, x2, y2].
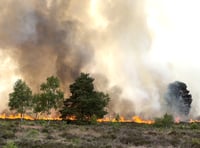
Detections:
[154, 114, 174, 128]
[0, 119, 200, 147]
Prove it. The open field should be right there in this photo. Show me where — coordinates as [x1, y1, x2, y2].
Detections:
[0, 120, 200, 148]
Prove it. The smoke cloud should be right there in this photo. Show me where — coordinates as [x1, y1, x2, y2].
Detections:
[0, 0, 200, 119]
[0, 0, 93, 90]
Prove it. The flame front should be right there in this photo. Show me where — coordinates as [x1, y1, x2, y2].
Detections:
[97, 116, 154, 124]
[132, 116, 154, 124]
[189, 119, 200, 123]
[0, 113, 154, 124]
[2, 113, 200, 124]
[0, 113, 62, 120]
[0, 113, 34, 120]
[66, 115, 76, 121]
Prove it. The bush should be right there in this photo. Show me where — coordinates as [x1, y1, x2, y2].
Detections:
[154, 114, 174, 128]
[1, 130, 15, 139]
[41, 127, 49, 133]
[190, 123, 199, 129]
[90, 115, 97, 124]
[3, 141, 18, 148]
[25, 129, 39, 138]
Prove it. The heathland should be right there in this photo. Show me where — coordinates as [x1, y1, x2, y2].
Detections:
[1, 119, 200, 148]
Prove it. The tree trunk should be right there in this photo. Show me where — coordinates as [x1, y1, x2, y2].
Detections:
[35, 113, 38, 119]
[20, 113, 23, 122]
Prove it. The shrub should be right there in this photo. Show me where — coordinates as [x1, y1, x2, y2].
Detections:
[191, 138, 200, 145]
[90, 115, 97, 125]
[3, 141, 18, 148]
[190, 123, 199, 129]
[41, 127, 49, 133]
[154, 114, 174, 128]
[1, 130, 15, 139]
[25, 129, 39, 138]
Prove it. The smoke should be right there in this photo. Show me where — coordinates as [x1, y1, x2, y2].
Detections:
[164, 81, 192, 120]
[90, 0, 168, 118]
[0, 0, 200, 119]
[0, 0, 93, 90]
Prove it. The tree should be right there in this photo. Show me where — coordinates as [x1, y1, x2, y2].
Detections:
[60, 73, 110, 122]
[33, 76, 64, 117]
[8, 79, 32, 120]
[165, 81, 192, 116]
[32, 93, 43, 119]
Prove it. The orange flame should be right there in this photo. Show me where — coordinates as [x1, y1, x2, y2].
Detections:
[66, 115, 76, 120]
[132, 116, 154, 124]
[0, 113, 34, 120]
[0, 113, 63, 120]
[2, 113, 200, 124]
[37, 116, 62, 120]
[189, 119, 200, 123]
[97, 116, 154, 124]
[175, 117, 180, 123]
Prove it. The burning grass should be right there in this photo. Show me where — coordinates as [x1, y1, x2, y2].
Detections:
[0, 113, 154, 125]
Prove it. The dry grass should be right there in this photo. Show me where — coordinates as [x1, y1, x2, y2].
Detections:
[0, 120, 200, 148]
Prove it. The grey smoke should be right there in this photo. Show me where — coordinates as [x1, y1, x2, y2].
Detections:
[0, 0, 93, 90]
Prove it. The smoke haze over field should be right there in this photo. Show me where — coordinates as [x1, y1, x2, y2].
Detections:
[0, 0, 200, 119]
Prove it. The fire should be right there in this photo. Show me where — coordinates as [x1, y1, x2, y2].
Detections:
[174, 117, 200, 123]
[0, 113, 34, 120]
[132, 116, 154, 124]
[97, 116, 154, 124]
[0, 113, 154, 124]
[66, 115, 76, 121]
[37, 116, 62, 121]
[175, 117, 180, 123]
[0, 113, 62, 120]
[2, 113, 200, 124]
[97, 116, 131, 122]
[189, 119, 200, 123]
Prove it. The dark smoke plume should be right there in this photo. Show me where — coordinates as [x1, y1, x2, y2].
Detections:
[0, 0, 93, 90]
[165, 81, 192, 117]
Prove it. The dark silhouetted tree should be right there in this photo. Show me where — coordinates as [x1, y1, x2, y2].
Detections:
[165, 81, 192, 116]
[8, 79, 32, 120]
[60, 73, 110, 122]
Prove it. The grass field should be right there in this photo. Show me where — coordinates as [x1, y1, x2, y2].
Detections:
[0, 120, 200, 148]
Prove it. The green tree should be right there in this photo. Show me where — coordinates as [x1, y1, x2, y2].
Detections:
[60, 73, 110, 122]
[32, 93, 43, 119]
[33, 76, 64, 117]
[8, 79, 32, 120]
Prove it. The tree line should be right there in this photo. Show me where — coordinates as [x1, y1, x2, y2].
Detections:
[8, 73, 110, 122]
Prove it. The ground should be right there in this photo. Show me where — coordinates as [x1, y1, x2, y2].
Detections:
[0, 120, 200, 148]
